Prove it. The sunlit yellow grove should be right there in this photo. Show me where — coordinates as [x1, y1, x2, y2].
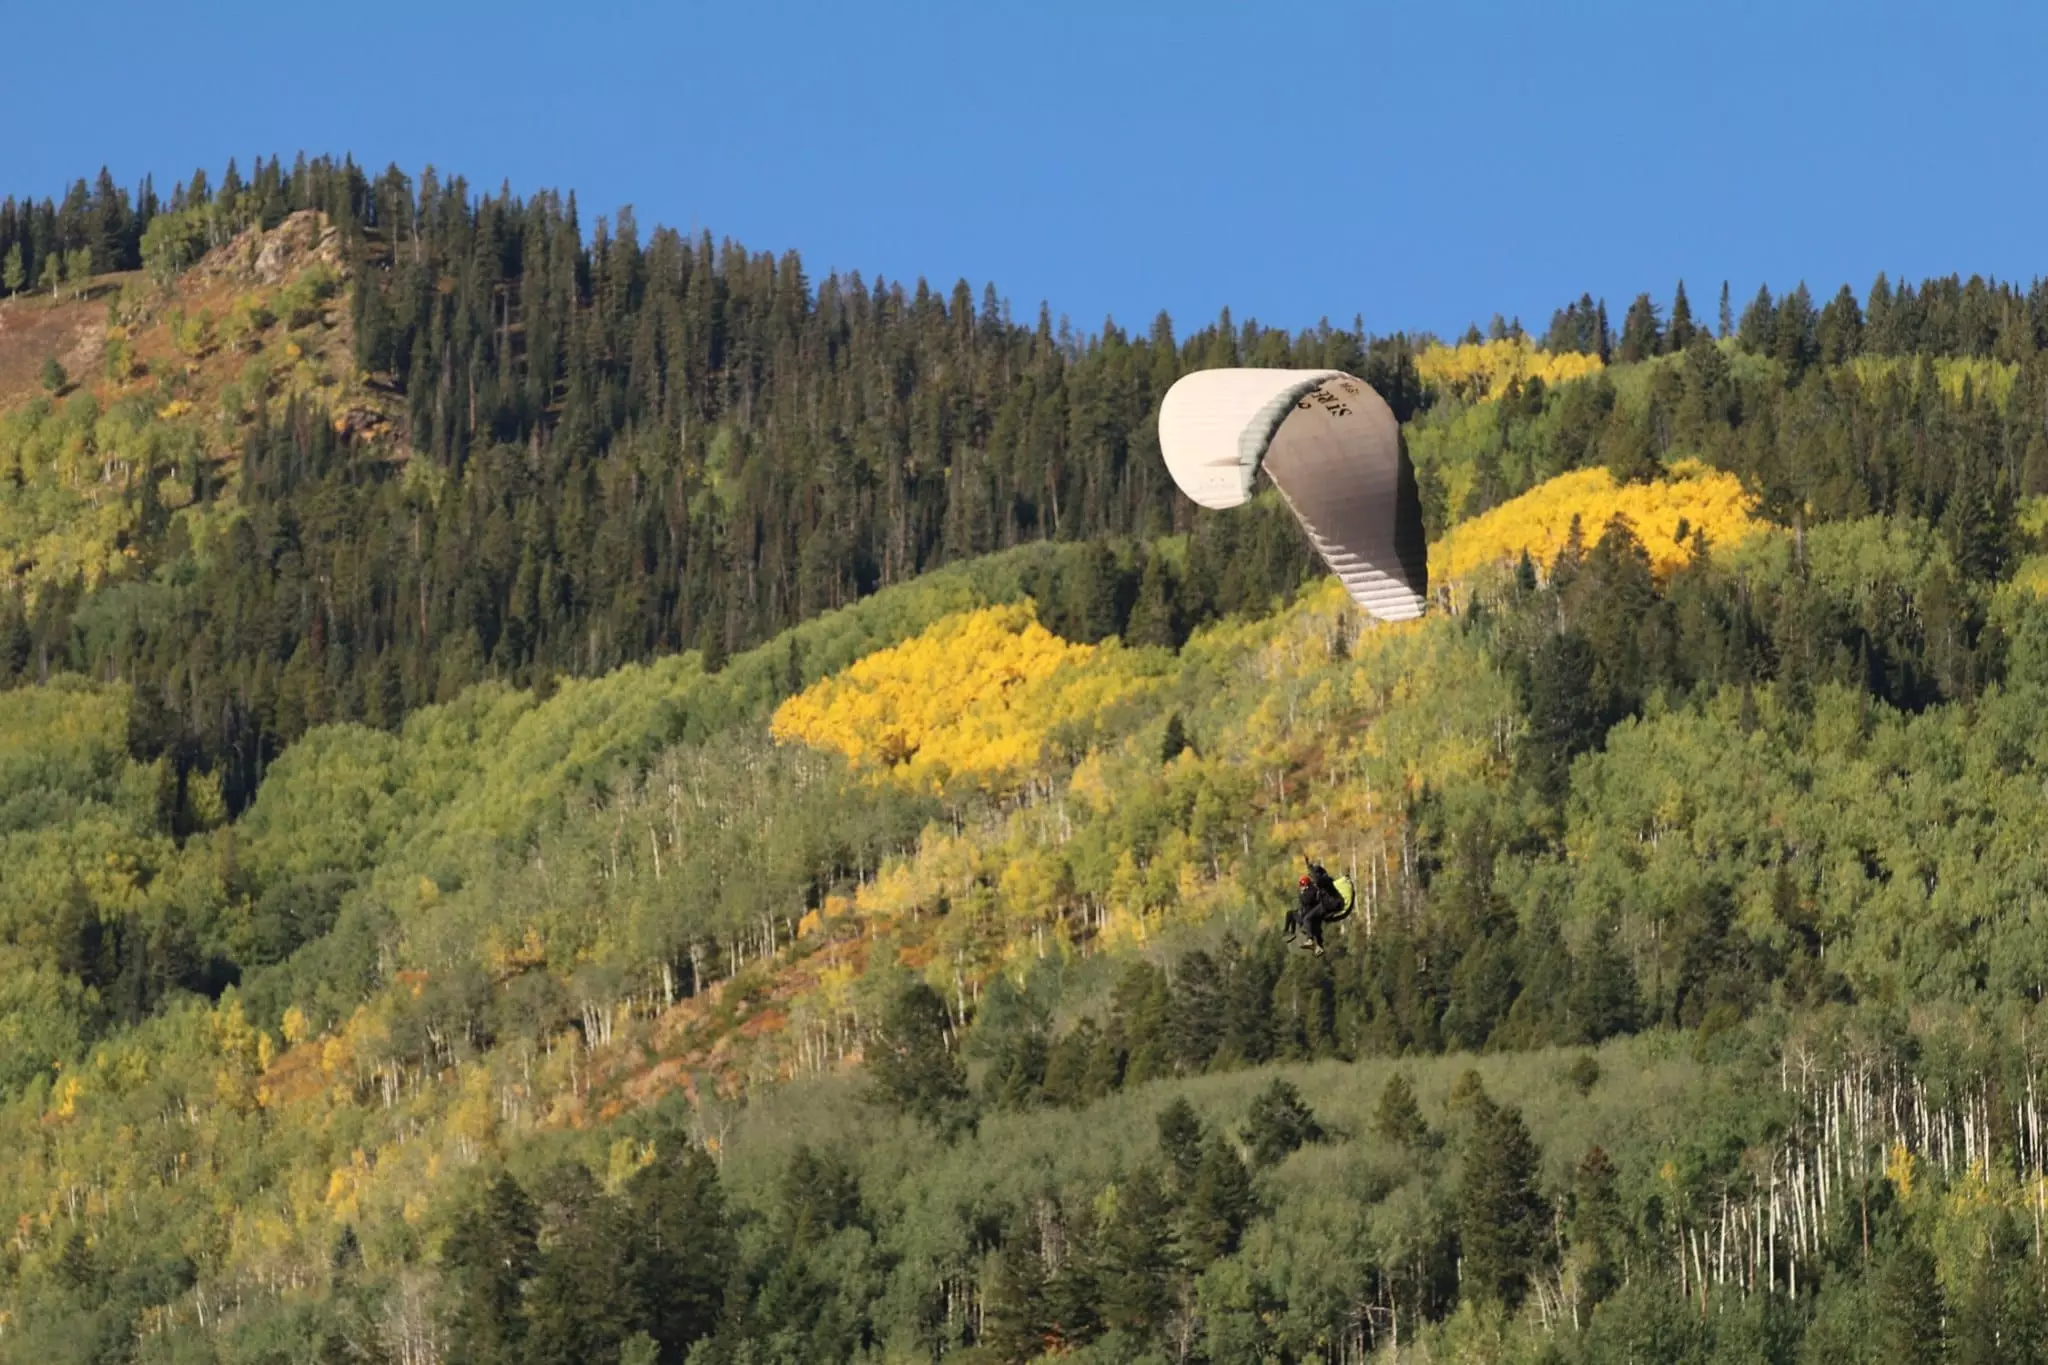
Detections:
[1414, 337, 1605, 403]
[769, 603, 1155, 793]
[1432, 461, 1766, 588]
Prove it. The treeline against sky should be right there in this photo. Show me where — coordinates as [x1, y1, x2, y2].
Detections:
[3, 155, 2047, 821]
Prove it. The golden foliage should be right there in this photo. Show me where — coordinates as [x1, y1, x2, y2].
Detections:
[1414, 337, 1604, 403]
[1433, 461, 1766, 586]
[770, 603, 1152, 792]
[1887, 1141, 1918, 1199]
[1851, 353, 2018, 407]
[2008, 556, 2048, 601]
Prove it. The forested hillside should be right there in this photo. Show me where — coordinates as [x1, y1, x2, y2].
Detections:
[5, 156, 2048, 1362]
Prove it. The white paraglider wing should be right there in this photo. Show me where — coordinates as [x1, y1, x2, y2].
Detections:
[1157, 368, 1428, 622]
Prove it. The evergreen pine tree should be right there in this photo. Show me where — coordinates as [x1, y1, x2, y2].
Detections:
[1417, 461, 1450, 541]
[1041, 1017, 1101, 1107]
[329, 1223, 363, 1290]
[1458, 1093, 1547, 1310]
[1518, 630, 1604, 807]
[1084, 1016, 1129, 1096]
[1817, 283, 1865, 363]
[1218, 939, 1277, 1065]
[1737, 285, 1777, 354]
[1156, 1097, 1206, 1193]
[1180, 1138, 1256, 1268]
[1097, 1167, 1175, 1336]
[1571, 916, 1640, 1042]
[1062, 542, 1125, 643]
[1125, 550, 1181, 649]
[625, 1137, 733, 1362]
[1043, 1203, 1103, 1348]
[90, 166, 125, 271]
[2, 242, 21, 294]
[1167, 951, 1223, 1072]
[1718, 280, 1733, 338]
[1866, 272, 1897, 353]
[774, 1144, 863, 1246]
[1666, 280, 1695, 352]
[1616, 292, 1662, 363]
[1242, 1077, 1325, 1168]
[1945, 448, 2015, 583]
[56, 1229, 98, 1297]
[1462, 432, 1511, 517]
[1373, 1071, 1429, 1147]
[522, 1165, 641, 1365]
[1158, 710, 1189, 765]
[983, 1027, 1049, 1110]
[442, 1173, 540, 1365]
[1874, 1241, 1945, 1365]
[1773, 283, 1818, 373]
[983, 1217, 1054, 1361]
[867, 982, 973, 1136]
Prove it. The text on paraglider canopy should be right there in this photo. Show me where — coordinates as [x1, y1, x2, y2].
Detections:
[1297, 382, 1355, 419]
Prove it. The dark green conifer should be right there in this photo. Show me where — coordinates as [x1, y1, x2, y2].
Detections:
[1458, 1092, 1547, 1310]
[1242, 1077, 1325, 1168]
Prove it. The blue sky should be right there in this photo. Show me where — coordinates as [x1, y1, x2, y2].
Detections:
[11, 0, 2045, 340]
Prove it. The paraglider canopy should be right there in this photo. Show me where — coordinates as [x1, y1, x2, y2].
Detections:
[1157, 368, 1428, 622]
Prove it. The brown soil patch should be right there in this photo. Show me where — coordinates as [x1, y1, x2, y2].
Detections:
[0, 284, 120, 406]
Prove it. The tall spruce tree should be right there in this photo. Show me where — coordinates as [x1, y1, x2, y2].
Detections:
[1616, 292, 1662, 363]
[867, 982, 973, 1135]
[1666, 280, 1695, 352]
[1243, 1078, 1325, 1168]
[1458, 1091, 1547, 1310]
[443, 1173, 540, 1365]
[1374, 1071, 1429, 1147]
[624, 1138, 733, 1362]
[1874, 1241, 1945, 1365]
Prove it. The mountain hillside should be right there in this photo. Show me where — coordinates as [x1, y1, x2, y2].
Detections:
[6, 158, 2048, 1363]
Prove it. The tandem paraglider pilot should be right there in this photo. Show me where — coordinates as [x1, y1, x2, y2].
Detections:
[1284, 858, 1356, 956]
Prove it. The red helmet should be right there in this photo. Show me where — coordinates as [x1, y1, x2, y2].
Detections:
[1298, 874, 1312, 887]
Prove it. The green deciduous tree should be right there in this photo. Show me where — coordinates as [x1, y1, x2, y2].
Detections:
[64, 246, 92, 297]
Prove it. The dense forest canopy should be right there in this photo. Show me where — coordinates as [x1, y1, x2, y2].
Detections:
[3, 154, 2048, 1362]
[5, 155, 2046, 811]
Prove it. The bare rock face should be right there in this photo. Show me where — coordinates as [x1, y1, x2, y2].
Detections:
[62, 320, 107, 377]
[195, 210, 343, 287]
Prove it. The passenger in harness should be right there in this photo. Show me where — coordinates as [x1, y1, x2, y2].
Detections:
[1284, 857, 1355, 955]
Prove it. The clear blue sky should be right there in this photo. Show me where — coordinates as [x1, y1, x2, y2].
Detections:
[12, 0, 2045, 341]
